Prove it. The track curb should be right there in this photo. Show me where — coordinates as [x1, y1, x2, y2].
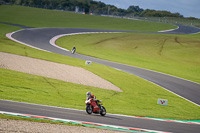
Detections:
[0, 111, 169, 133]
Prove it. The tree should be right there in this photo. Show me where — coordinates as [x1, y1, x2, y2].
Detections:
[127, 5, 143, 13]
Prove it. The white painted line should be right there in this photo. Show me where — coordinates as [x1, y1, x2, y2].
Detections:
[106, 62, 200, 107]
[158, 26, 179, 32]
[50, 31, 200, 85]
[149, 80, 200, 107]
[6, 30, 51, 53]
[0, 99, 84, 112]
[6, 28, 200, 107]
[9, 28, 200, 87]
[0, 111, 170, 133]
[49, 34, 70, 51]
[49, 31, 200, 107]
[189, 31, 200, 35]
[49, 32, 121, 51]
[1, 99, 199, 125]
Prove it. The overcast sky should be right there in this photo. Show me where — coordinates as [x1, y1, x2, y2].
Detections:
[95, 0, 200, 18]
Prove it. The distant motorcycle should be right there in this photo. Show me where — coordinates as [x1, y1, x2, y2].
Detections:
[71, 48, 76, 54]
[85, 98, 106, 116]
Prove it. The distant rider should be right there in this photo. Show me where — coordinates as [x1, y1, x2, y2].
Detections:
[71, 45, 76, 54]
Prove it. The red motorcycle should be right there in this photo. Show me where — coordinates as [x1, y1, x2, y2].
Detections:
[85, 98, 106, 116]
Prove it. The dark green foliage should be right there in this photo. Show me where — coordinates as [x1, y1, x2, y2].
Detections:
[141, 9, 183, 17]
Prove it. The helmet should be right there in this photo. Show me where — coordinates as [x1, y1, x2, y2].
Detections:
[86, 91, 91, 97]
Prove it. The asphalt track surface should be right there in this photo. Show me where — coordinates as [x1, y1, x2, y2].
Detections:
[1, 24, 200, 132]
[0, 99, 200, 133]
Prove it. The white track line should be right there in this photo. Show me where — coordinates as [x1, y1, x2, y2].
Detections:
[49, 32, 120, 51]
[0, 110, 171, 133]
[6, 30, 51, 53]
[49, 32, 200, 107]
[158, 25, 179, 32]
[7, 29, 200, 107]
[1, 99, 199, 125]
[6, 29, 200, 107]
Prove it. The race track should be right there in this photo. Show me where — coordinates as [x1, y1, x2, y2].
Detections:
[9, 25, 200, 106]
[1, 24, 200, 132]
[1, 99, 200, 133]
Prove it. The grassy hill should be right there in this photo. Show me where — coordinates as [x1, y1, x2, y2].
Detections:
[0, 5, 199, 120]
[57, 32, 200, 83]
[0, 5, 176, 31]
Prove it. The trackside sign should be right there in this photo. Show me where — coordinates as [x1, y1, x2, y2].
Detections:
[157, 99, 168, 106]
[85, 60, 92, 65]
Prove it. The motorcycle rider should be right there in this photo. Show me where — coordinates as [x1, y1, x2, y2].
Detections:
[86, 91, 101, 109]
[71, 45, 76, 54]
[86, 91, 96, 100]
[86, 91, 101, 104]
[85, 91, 106, 116]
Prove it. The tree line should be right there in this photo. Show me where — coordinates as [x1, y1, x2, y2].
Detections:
[1, 0, 196, 19]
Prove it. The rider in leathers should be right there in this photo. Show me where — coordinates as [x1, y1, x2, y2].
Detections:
[86, 91, 101, 109]
[86, 91, 96, 100]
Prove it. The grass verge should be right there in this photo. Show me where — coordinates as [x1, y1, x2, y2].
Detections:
[56, 32, 200, 83]
[0, 5, 176, 31]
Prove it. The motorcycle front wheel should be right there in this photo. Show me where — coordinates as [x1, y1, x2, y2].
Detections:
[86, 104, 92, 114]
[100, 106, 106, 116]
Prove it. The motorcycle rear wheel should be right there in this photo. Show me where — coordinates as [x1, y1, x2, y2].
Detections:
[86, 105, 92, 114]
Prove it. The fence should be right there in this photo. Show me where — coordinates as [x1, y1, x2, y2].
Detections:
[101, 15, 200, 28]
[134, 17, 200, 28]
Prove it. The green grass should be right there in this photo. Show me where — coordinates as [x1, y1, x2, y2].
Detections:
[57, 33, 200, 83]
[0, 5, 176, 31]
[0, 24, 200, 120]
[1, 67, 200, 120]
[136, 16, 200, 28]
[0, 5, 199, 120]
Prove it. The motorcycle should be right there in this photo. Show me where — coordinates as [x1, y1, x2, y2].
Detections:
[71, 48, 76, 54]
[85, 98, 106, 116]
